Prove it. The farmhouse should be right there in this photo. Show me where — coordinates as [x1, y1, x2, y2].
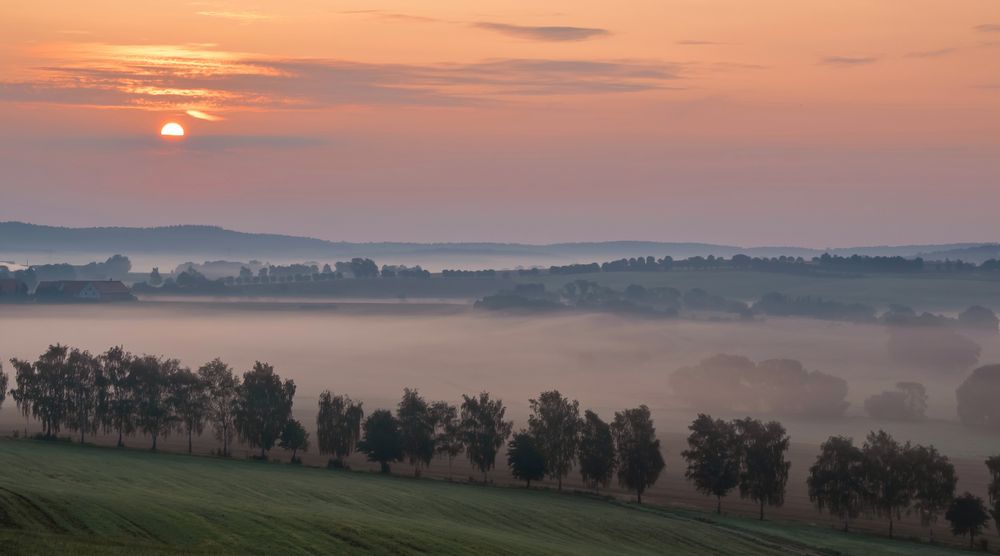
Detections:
[0, 278, 28, 297]
[34, 280, 136, 302]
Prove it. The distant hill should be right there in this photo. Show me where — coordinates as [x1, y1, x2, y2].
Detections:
[0, 221, 990, 268]
[917, 244, 1000, 264]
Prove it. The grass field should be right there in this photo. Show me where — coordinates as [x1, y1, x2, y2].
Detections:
[0, 440, 975, 555]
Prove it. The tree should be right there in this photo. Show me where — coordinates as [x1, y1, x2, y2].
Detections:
[397, 388, 436, 477]
[279, 419, 309, 463]
[528, 390, 581, 491]
[170, 367, 210, 454]
[861, 430, 915, 538]
[735, 418, 790, 520]
[908, 444, 956, 540]
[66, 348, 102, 444]
[234, 362, 296, 459]
[10, 345, 72, 438]
[507, 431, 546, 488]
[864, 381, 927, 421]
[460, 392, 513, 482]
[611, 405, 665, 504]
[149, 267, 163, 286]
[578, 410, 615, 493]
[431, 401, 463, 480]
[987, 455, 1000, 534]
[946, 492, 990, 549]
[682, 414, 740, 514]
[0, 363, 7, 411]
[358, 409, 403, 473]
[198, 359, 238, 457]
[958, 305, 999, 333]
[807, 436, 866, 531]
[98, 346, 136, 447]
[132, 355, 181, 451]
[956, 365, 1000, 428]
[316, 391, 364, 468]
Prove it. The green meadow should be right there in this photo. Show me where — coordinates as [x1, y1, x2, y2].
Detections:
[0, 440, 970, 555]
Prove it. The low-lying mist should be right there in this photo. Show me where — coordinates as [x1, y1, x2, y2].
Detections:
[1, 301, 997, 457]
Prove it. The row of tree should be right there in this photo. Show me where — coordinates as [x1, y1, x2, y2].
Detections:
[0, 349, 667, 504]
[4, 345, 296, 458]
[807, 431, 1000, 548]
[3, 350, 998, 548]
[314, 389, 666, 504]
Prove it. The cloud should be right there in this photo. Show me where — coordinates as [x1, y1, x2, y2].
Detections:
[820, 56, 878, 66]
[474, 22, 609, 42]
[974, 24, 1000, 33]
[196, 10, 270, 22]
[676, 40, 725, 46]
[0, 44, 682, 111]
[904, 48, 957, 58]
[186, 109, 224, 121]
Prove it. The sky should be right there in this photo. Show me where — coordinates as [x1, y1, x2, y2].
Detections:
[1, 0, 998, 246]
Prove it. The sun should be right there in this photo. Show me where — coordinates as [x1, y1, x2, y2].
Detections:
[160, 122, 185, 137]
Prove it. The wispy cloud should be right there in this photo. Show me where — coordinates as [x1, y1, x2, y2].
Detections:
[820, 56, 878, 66]
[904, 48, 957, 58]
[676, 40, 725, 46]
[196, 10, 271, 22]
[186, 109, 224, 121]
[0, 43, 682, 111]
[974, 24, 1000, 33]
[474, 22, 609, 42]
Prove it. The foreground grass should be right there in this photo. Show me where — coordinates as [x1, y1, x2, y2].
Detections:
[0, 440, 968, 555]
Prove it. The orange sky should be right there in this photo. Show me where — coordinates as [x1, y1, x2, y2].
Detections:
[1, 1, 998, 245]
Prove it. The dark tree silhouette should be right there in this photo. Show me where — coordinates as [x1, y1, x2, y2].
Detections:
[279, 419, 309, 463]
[234, 362, 296, 459]
[358, 409, 403, 473]
[66, 348, 101, 444]
[987, 455, 1000, 534]
[0, 363, 7, 412]
[908, 444, 956, 541]
[316, 391, 364, 468]
[132, 355, 182, 451]
[807, 436, 866, 531]
[611, 405, 665, 504]
[10, 345, 72, 438]
[98, 346, 136, 448]
[507, 431, 547, 488]
[397, 388, 436, 477]
[735, 418, 790, 520]
[956, 365, 1000, 428]
[198, 359, 238, 457]
[528, 390, 581, 491]
[682, 414, 740, 514]
[946, 492, 990, 549]
[861, 430, 915, 539]
[578, 410, 615, 494]
[431, 401, 463, 480]
[170, 368, 209, 454]
[460, 392, 513, 483]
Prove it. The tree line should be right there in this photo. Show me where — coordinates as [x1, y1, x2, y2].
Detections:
[2, 347, 999, 549]
[807, 430, 1000, 549]
[0, 347, 666, 504]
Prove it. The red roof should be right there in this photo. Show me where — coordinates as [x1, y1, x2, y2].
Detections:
[0, 278, 23, 295]
[35, 280, 134, 300]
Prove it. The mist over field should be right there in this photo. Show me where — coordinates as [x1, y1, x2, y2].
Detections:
[3, 302, 996, 458]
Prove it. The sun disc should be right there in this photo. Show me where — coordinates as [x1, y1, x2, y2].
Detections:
[160, 122, 185, 137]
